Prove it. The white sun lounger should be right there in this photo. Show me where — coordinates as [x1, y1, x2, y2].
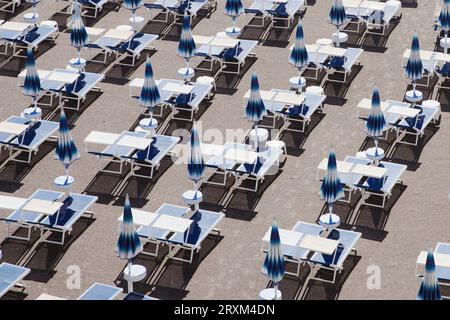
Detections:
[265, 0, 306, 29]
[77, 282, 123, 300]
[11, 24, 58, 57]
[0, 116, 59, 164]
[0, 263, 30, 298]
[56, 0, 110, 18]
[60, 71, 105, 110]
[364, 0, 401, 36]
[166, 209, 224, 264]
[326, 47, 363, 84]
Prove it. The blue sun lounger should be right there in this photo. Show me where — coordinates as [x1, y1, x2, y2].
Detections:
[77, 282, 123, 300]
[0, 116, 59, 164]
[60, 71, 105, 110]
[123, 292, 158, 300]
[129, 134, 180, 178]
[0, 263, 31, 298]
[169, 82, 213, 121]
[137, 203, 190, 257]
[38, 193, 98, 245]
[166, 209, 224, 263]
[306, 228, 361, 284]
[0, 189, 64, 242]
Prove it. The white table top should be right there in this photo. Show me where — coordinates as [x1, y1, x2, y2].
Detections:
[387, 105, 420, 118]
[85, 27, 106, 37]
[192, 35, 214, 45]
[351, 164, 387, 179]
[417, 251, 450, 268]
[403, 49, 435, 62]
[45, 71, 79, 84]
[22, 199, 63, 215]
[115, 135, 152, 150]
[317, 158, 355, 174]
[317, 45, 347, 58]
[0, 195, 27, 210]
[151, 214, 192, 234]
[0, 121, 29, 135]
[103, 28, 134, 41]
[84, 131, 120, 145]
[343, 0, 362, 8]
[223, 147, 258, 164]
[244, 89, 276, 101]
[299, 235, 339, 255]
[161, 82, 193, 95]
[117, 209, 158, 227]
[262, 228, 303, 247]
[0, 21, 31, 32]
[273, 91, 305, 105]
[209, 37, 239, 48]
[357, 98, 391, 111]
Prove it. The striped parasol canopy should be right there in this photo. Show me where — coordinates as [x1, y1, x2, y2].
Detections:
[320, 149, 344, 205]
[55, 108, 80, 173]
[366, 87, 387, 140]
[117, 194, 143, 261]
[23, 48, 41, 101]
[70, 1, 89, 59]
[329, 0, 346, 30]
[245, 72, 267, 123]
[24, 0, 39, 19]
[417, 249, 442, 300]
[438, 0, 450, 34]
[405, 33, 424, 85]
[139, 57, 161, 114]
[224, 0, 244, 32]
[177, 12, 197, 62]
[262, 222, 285, 299]
[187, 123, 205, 188]
[123, 0, 143, 11]
[289, 20, 309, 69]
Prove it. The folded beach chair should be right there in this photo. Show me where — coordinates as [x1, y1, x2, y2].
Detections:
[219, 39, 258, 75]
[364, 0, 401, 36]
[326, 48, 363, 84]
[357, 161, 407, 208]
[266, 0, 305, 29]
[128, 134, 180, 179]
[234, 146, 283, 192]
[0, 0, 20, 13]
[277, 92, 326, 133]
[137, 203, 190, 257]
[170, 82, 213, 121]
[0, 116, 59, 164]
[166, 209, 224, 263]
[123, 292, 158, 300]
[38, 193, 98, 245]
[0, 189, 64, 241]
[60, 71, 105, 110]
[0, 263, 30, 298]
[307, 228, 361, 284]
[394, 104, 440, 146]
[77, 282, 123, 300]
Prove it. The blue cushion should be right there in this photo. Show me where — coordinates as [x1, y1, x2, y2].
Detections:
[330, 56, 345, 70]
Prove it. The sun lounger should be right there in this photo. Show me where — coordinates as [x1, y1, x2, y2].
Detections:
[78, 0, 109, 18]
[60, 71, 105, 110]
[0, 0, 20, 13]
[166, 209, 224, 263]
[0, 263, 30, 298]
[77, 282, 123, 300]
[220, 39, 258, 75]
[114, 33, 158, 67]
[136, 203, 190, 256]
[123, 292, 158, 300]
[364, 0, 401, 36]
[0, 189, 64, 241]
[326, 47, 363, 84]
[277, 91, 326, 133]
[170, 82, 213, 121]
[306, 228, 361, 284]
[357, 161, 407, 208]
[0, 116, 59, 164]
[38, 193, 97, 245]
[144, 0, 180, 23]
[339, 155, 371, 203]
[11, 24, 58, 57]
[265, 0, 306, 29]
[394, 104, 441, 146]
[245, 0, 274, 27]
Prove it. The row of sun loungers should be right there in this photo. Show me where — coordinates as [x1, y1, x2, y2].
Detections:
[145, 0, 216, 24]
[0, 189, 97, 245]
[262, 221, 361, 284]
[244, 0, 306, 30]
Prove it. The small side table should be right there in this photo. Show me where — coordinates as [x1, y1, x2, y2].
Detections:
[139, 117, 158, 134]
[365, 147, 384, 164]
[259, 288, 282, 300]
[54, 175, 75, 190]
[23, 12, 39, 24]
[22, 107, 42, 121]
[225, 27, 241, 39]
[69, 58, 86, 72]
[316, 38, 333, 46]
[405, 90, 423, 104]
[177, 67, 195, 81]
[332, 32, 348, 47]
[123, 264, 146, 293]
[289, 76, 306, 92]
[182, 190, 203, 212]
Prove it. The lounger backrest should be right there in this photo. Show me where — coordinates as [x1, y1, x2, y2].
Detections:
[233, 40, 257, 62]
[10, 120, 59, 149]
[286, 0, 304, 17]
[340, 156, 371, 186]
[343, 48, 363, 71]
[126, 33, 158, 54]
[187, 83, 213, 108]
[378, 161, 406, 193]
[64, 72, 103, 97]
[138, 134, 179, 163]
[383, 1, 400, 24]
[0, 263, 30, 298]
[102, 131, 147, 157]
[303, 93, 326, 118]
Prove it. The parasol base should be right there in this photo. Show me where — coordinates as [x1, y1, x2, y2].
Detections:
[123, 264, 146, 293]
[225, 27, 241, 38]
[139, 117, 158, 131]
[54, 175, 75, 189]
[129, 16, 145, 29]
[23, 12, 39, 24]
[332, 31, 348, 46]
[405, 89, 423, 103]
[249, 128, 269, 152]
[289, 76, 306, 91]
[177, 67, 195, 80]
[22, 107, 42, 121]
[365, 147, 385, 163]
[318, 213, 340, 230]
[69, 58, 86, 70]
[259, 288, 282, 300]
[183, 189, 203, 212]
